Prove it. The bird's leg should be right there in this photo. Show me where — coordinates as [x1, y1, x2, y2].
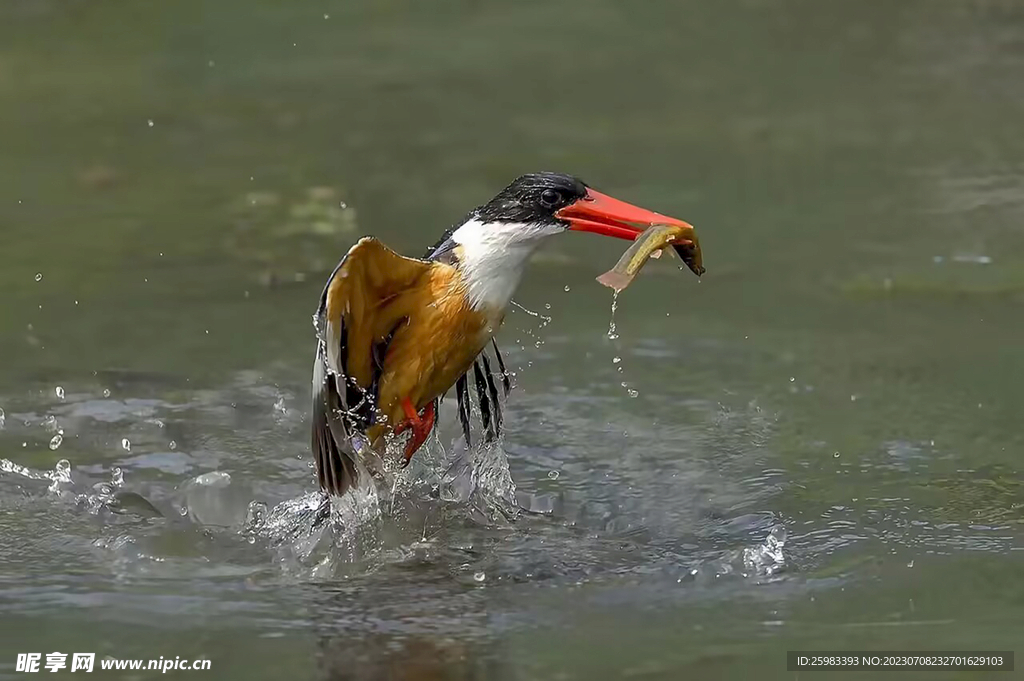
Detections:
[393, 397, 436, 467]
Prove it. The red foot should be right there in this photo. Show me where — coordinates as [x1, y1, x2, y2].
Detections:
[392, 397, 436, 468]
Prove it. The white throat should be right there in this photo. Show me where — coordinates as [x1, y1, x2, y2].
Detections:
[450, 218, 561, 311]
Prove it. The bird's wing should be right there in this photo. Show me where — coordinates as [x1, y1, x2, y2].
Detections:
[312, 237, 433, 496]
[453, 339, 513, 448]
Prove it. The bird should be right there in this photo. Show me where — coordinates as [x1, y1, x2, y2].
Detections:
[311, 172, 703, 497]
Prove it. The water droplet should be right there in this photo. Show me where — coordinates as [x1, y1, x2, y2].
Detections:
[147, 119, 154, 127]
[110, 467, 124, 487]
[606, 292, 620, 340]
[49, 433, 63, 450]
[544, 303, 551, 310]
[245, 500, 267, 531]
[789, 377, 795, 383]
[563, 285, 571, 292]
[833, 451, 840, 458]
[323, 12, 330, 18]
[626, 388, 639, 398]
[55, 386, 65, 400]
[612, 356, 621, 364]
[102, 388, 111, 398]
[547, 470, 560, 480]
[42, 415, 58, 431]
[0, 407, 5, 429]
[34, 273, 43, 282]
[473, 571, 486, 583]
[121, 438, 131, 452]
[906, 560, 914, 568]
[850, 394, 857, 402]
[168, 440, 177, 450]
[53, 459, 72, 482]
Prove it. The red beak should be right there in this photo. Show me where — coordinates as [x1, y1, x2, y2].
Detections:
[556, 188, 705, 276]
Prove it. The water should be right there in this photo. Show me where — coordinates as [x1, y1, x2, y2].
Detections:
[3, 0, 1024, 678]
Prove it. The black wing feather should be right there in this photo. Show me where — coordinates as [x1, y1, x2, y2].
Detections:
[455, 374, 473, 447]
[480, 354, 502, 436]
[473, 361, 495, 442]
[450, 340, 514, 445]
[491, 338, 512, 396]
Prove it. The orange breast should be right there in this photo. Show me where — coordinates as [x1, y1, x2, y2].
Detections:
[368, 264, 497, 443]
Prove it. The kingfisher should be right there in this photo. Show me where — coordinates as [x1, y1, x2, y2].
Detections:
[311, 172, 704, 496]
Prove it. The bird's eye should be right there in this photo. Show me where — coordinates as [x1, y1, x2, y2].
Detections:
[540, 189, 561, 207]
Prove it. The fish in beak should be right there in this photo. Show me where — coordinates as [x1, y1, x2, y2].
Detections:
[556, 188, 704, 276]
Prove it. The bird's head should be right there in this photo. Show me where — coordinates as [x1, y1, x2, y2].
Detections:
[432, 172, 702, 311]
[464, 172, 704, 277]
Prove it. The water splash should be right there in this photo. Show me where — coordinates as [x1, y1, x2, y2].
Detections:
[55, 386, 65, 400]
[178, 472, 252, 528]
[2, 444, 153, 519]
[511, 300, 551, 323]
[0, 458, 48, 480]
[121, 438, 131, 452]
[47, 459, 73, 495]
[243, 500, 268, 534]
[48, 432, 63, 450]
[743, 525, 787, 577]
[0, 407, 5, 429]
[440, 438, 519, 523]
[511, 300, 552, 349]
